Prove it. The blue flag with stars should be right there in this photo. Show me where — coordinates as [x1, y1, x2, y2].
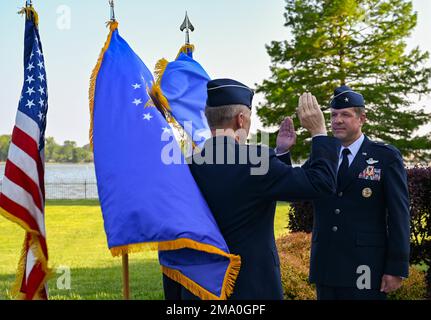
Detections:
[153, 47, 211, 149]
[20, 11, 48, 151]
[90, 22, 240, 300]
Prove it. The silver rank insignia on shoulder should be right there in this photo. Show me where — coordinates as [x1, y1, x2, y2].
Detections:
[366, 158, 379, 165]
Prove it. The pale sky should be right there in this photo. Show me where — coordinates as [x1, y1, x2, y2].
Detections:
[0, 0, 430, 146]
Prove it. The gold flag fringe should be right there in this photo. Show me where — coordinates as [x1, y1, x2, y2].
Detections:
[10, 235, 29, 299]
[154, 58, 168, 85]
[0, 207, 52, 300]
[89, 21, 119, 150]
[13, 234, 52, 300]
[110, 238, 241, 300]
[18, 6, 39, 27]
[150, 54, 198, 153]
[176, 44, 195, 59]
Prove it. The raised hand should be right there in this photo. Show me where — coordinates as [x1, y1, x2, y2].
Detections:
[276, 117, 296, 153]
[297, 92, 327, 136]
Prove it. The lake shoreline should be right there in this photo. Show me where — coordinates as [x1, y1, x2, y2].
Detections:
[1, 163, 96, 182]
[1, 163, 98, 199]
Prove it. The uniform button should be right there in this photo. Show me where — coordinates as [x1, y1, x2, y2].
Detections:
[334, 209, 341, 215]
[332, 226, 338, 232]
[338, 192, 343, 197]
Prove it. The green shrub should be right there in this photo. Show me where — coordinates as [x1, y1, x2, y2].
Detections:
[407, 167, 431, 298]
[287, 201, 313, 233]
[276, 232, 315, 300]
[287, 167, 431, 297]
[388, 266, 427, 300]
[277, 232, 427, 300]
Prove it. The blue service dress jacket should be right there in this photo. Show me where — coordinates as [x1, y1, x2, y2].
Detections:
[164, 134, 340, 300]
[303, 136, 410, 289]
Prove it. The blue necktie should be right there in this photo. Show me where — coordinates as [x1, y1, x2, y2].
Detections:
[337, 148, 351, 189]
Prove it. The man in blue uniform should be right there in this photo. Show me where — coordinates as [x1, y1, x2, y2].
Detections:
[163, 78, 341, 300]
[306, 85, 410, 300]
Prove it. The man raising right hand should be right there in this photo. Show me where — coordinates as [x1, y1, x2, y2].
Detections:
[164, 80, 340, 300]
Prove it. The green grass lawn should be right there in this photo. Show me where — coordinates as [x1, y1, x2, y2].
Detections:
[0, 200, 290, 300]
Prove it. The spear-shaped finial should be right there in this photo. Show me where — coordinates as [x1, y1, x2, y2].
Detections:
[180, 11, 194, 45]
[108, 0, 116, 21]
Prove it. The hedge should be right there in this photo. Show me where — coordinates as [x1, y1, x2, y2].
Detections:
[277, 232, 427, 300]
[287, 167, 431, 297]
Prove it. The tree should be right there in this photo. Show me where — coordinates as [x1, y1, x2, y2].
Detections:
[45, 137, 60, 162]
[0, 135, 93, 163]
[257, 0, 431, 161]
[0, 135, 11, 162]
[61, 140, 77, 163]
[72, 147, 93, 163]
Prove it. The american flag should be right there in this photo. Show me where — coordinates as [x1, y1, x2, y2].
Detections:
[0, 7, 49, 300]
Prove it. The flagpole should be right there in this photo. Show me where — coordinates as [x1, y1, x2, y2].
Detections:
[122, 253, 130, 300]
[109, 0, 115, 22]
[180, 11, 194, 46]
[106, 0, 129, 301]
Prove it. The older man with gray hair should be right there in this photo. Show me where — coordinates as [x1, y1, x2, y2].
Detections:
[163, 78, 341, 300]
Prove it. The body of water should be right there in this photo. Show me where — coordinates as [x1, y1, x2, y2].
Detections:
[0, 163, 98, 199]
[0, 163, 96, 182]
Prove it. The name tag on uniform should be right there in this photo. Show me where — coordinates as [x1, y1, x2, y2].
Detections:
[358, 166, 381, 181]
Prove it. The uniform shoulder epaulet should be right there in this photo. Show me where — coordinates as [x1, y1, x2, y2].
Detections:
[370, 141, 402, 158]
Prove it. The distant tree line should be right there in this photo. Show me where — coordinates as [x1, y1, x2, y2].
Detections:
[0, 135, 93, 163]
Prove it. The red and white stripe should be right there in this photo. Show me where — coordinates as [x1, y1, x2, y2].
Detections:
[0, 110, 48, 299]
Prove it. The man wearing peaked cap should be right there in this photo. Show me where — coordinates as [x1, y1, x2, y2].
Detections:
[301, 84, 411, 300]
[163, 78, 342, 300]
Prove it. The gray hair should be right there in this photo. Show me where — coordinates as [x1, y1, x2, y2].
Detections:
[205, 104, 251, 128]
[353, 107, 366, 117]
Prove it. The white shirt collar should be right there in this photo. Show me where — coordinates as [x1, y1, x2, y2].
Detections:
[339, 134, 365, 164]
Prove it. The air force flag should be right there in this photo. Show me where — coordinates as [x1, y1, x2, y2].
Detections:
[150, 46, 212, 150]
[89, 22, 240, 300]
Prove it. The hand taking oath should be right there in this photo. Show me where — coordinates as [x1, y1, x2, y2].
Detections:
[276, 117, 296, 153]
[297, 92, 327, 137]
